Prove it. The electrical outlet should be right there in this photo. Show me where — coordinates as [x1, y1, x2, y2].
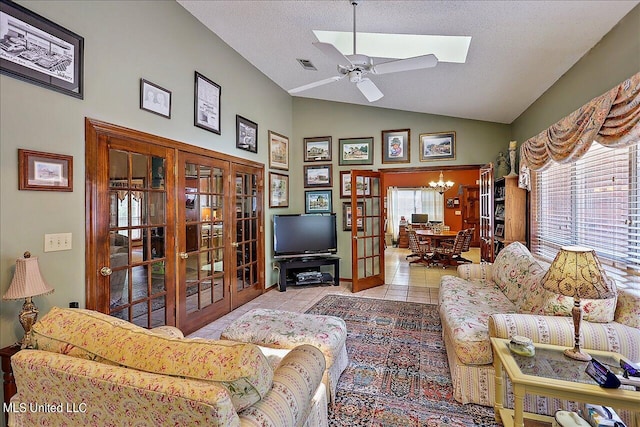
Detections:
[44, 233, 72, 252]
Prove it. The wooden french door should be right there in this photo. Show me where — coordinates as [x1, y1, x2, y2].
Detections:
[351, 170, 385, 292]
[231, 164, 264, 309]
[87, 131, 176, 329]
[177, 153, 231, 333]
[86, 119, 265, 334]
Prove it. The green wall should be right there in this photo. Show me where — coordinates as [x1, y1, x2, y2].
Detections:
[291, 98, 511, 277]
[0, 1, 292, 355]
[512, 4, 640, 143]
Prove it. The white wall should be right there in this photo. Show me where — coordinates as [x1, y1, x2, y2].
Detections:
[0, 1, 292, 353]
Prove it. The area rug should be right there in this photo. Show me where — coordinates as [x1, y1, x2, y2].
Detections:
[306, 294, 497, 427]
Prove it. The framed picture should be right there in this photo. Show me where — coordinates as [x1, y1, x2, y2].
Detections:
[340, 171, 370, 198]
[140, 79, 171, 118]
[381, 129, 410, 163]
[18, 149, 72, 191]
[304, 164, 332, 187]
[446, 197, 459, 208]
[269, 130, 289, 170]
[194, 71, 221, 134]
[495, 204, 505, 218]
[269, 172, 289, 208]
[419, 131, 456, 161]
[236, 115, 257, 153]
[342, 202, 364, 231]
[339, 137, 373, 165]
[495, 224, 504, 238]
[304, 136, 332, 162]
[0, 0, 84, 98]
[305, 190, 332, 214]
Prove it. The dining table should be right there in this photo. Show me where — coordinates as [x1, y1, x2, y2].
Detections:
[415, 229, 459, 249]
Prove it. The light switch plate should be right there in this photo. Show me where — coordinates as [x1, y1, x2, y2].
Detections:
[44, 233, 72, 252]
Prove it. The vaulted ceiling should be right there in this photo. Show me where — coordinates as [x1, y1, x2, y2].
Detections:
[178, 0, 638, 124]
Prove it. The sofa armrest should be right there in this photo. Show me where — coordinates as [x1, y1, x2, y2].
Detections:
[457, 262, 492, 281]
[10, 350, 241, 426]
[488, 313, 640, 361]
[239, 344, 326, 427]
[150, 325, 185, 339]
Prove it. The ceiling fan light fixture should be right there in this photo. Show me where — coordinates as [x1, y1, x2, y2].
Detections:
[313, 30, 471, 63]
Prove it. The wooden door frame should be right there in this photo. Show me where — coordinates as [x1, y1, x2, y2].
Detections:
[85, 118, 264, 328]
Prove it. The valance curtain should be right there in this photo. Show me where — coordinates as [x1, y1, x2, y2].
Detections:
[520, 72, 640, 171]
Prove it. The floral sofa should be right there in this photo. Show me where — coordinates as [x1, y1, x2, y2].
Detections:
[8, 307, 328, 427]
[439, 242, 640, 416]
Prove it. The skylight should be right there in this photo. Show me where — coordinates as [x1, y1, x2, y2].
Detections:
[313, 31, 471, 63]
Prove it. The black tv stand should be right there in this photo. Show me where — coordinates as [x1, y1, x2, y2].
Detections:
[276, 255, 340, 292]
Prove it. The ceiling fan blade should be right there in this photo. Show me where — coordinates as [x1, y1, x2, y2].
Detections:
[356, 78, 383, 102]
[313, 42, 353, 68]
[288, 75, 345, 94]
[371, 54, 438, 75]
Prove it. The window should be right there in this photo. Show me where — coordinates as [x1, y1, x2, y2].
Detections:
[532, 142, 639, 287]
[387, 187, 443, 239]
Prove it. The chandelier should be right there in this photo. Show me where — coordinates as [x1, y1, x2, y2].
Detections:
[429, 171, 454, 194]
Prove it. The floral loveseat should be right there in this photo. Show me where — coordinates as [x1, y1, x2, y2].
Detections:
[439, 242, 640, 416]
[9, 307, 328, 427]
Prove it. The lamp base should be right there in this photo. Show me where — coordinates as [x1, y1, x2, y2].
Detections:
[564, 347, 592, 362]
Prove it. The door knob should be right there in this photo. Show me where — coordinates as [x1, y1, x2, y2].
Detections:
[100, 267, 112, 276]
[179, 252, 189, 259]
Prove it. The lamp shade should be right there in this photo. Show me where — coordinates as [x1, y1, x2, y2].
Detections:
[541, 246, 615, 300]
[3, 252, 54, 300]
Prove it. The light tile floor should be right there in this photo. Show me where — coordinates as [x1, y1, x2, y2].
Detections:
[188, 247, 480, 339]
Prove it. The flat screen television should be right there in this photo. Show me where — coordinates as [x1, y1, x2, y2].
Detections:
[411, 213, 429, 224]
[273, 214, 337, 259]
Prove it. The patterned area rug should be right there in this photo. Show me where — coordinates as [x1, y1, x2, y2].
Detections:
[306, 294, 498, 427]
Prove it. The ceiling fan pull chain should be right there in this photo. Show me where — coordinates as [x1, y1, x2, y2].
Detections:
[352, 0, 357, 55]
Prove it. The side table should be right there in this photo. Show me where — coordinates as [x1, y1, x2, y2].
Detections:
[1, 344, 20, 426]
[491, 337, 639, 427]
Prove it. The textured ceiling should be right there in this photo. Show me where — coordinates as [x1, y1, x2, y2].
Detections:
[177, 0, 638, 124]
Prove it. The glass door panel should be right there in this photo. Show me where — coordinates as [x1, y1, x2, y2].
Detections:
[106, 143, 174, 329]
[352, 170, 385, 292]
[232, 165, 263, 309]
[178, 153, 230, 333]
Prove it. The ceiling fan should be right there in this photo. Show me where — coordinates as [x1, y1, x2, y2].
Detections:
[288, 0, 438, 102]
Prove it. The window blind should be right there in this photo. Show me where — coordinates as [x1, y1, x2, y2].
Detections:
[532, 142, 640, 284]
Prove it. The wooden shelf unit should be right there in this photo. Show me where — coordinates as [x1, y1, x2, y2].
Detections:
[479, 164, 526, 262]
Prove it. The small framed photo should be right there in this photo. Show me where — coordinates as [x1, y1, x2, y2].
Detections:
[194, 71, 221, 134]
[305, 190, 332, 214]
[495, 204, 505, 218]
[140, 79, 171, 118]
[236, 115, 257, 153]
[339, 137, 373, 165]
[342, 202, 364, 231]
[382, 129, 410, 163]
[419, 131, 456, 161]
[495, 223, 504, 238]
[0, 0, 84, 99]
[304, 164, 332, 187]
[340, 171, 370, 198]
[446, 197, 460, 208]
[269, 130, 289, 170]
[304, 136, 332, 162]
[269, 172, 289, 208]
[18, 149, 72, 191]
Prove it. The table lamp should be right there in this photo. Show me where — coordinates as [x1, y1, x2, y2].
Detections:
[541, 246, 615, 361]
[2, 251, 54, 348]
